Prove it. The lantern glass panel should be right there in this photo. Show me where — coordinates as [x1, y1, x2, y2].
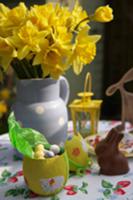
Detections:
[76, 111, 91, 138]
[75, 109, 100, 137]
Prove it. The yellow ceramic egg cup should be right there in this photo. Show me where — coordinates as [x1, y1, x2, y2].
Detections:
[23, 151, 69, 196]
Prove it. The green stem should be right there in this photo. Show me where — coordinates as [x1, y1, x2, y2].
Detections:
[33, 66, 39, 78]
[74, 15, 94, 31]
[20, 60, 32, 79]
[22, 59, 35, 78]
[11, 59, 26, 79]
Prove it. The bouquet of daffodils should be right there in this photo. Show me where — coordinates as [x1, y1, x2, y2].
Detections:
[0, 1, 113, 80]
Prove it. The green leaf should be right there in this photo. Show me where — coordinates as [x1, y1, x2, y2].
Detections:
[0, 177, 6, 184]
[73, 185, 78, 192]
[51, 195, 60, 200]
[1, 170, 11, 178]
[5, 188, 26, 197]
[103, 189, 111, 198]
[82, 182, 88, 188]
[79, 188, 88, 194]
[102, 180, 113, 189]
[5, 189, 16, 197]
[8, 112, 49, 158]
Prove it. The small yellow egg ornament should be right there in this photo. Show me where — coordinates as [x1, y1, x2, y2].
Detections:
[65, 133, 91, 175]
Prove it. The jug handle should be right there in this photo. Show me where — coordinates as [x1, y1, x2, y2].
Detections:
[59, 76, 70, 105]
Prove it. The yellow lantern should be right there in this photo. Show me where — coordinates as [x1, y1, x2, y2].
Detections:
[69, 73, 102, 138]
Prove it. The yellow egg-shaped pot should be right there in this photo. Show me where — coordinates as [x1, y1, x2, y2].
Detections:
[23, 152, 69, 196]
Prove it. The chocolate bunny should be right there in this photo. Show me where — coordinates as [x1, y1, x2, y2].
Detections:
[95, 126, 129, 175]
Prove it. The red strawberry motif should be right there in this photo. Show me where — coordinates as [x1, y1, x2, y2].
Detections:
[67, 190, 77, 195]
[117, 181, 131, 188]
[64, 185, 74, 191]
[29, 191, 39, 198]
[8, 176, 18, 183]
[86, 169, 91, 175]
[17, 170, 23, 176]
[114, 188, 126, 195]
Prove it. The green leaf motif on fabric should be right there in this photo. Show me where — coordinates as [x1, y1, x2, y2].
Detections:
[102, 180, 113, 188]
[8, 112, 49, 158]
[1, 170, 11, 178]
[51, 195, 60, 200]
[103, 189, 111, 198]
[5, 188, 25, 197]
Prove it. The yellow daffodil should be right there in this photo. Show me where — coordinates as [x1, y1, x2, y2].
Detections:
[0, 88, 10, 101]
[0, 101, 7, 116]
[33, 41, 70, 79]
[33, 26, 72, 79]
[93, 5, 113, 22]
[70, 27, 101, 74]
[71, 1, 89, 31]
[0, 3, 27, 37]
[9, 21, 46, 60]
[0, 37, 17, 71]
[28, 3, 55, 31]
[0, 3, 9, 20]
[0, 1, 113, 79]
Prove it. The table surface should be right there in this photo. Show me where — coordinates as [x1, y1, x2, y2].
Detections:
[0, 121, 133, 200]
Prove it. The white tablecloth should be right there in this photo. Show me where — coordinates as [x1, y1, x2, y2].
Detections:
[0, 121, 133, 200]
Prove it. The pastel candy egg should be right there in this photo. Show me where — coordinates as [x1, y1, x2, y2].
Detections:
[34, 150, 44, 159]
[44, 149, 55, 158]
[50, 145, 60, 154]
[35, 144, 44, 151]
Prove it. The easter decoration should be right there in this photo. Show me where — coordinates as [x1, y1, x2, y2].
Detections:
[95, 68, 133, 175]
[8, 112, 69, 196]
[65, 132, 91, 176]
[69, 72, 102, 138]
[95, 126, 129, 175]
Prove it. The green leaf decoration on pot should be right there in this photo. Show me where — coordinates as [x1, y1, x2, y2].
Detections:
[8, 112, 49, 158]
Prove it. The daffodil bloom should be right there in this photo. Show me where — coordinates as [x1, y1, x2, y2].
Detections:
[33, 27, 72, 79]
[0, 3, 27, 37]
[71, 1, 89, 31]
[93, 5, 113, 22]
[9, 21, 46, 60]
[28, 3, 55, 31]
[0, 1, 113, 79]
[0, 88, 10, 101]
[0, 37, 17, 71]
[70, 27, 101, 74]
[0, 101, 7, 115]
